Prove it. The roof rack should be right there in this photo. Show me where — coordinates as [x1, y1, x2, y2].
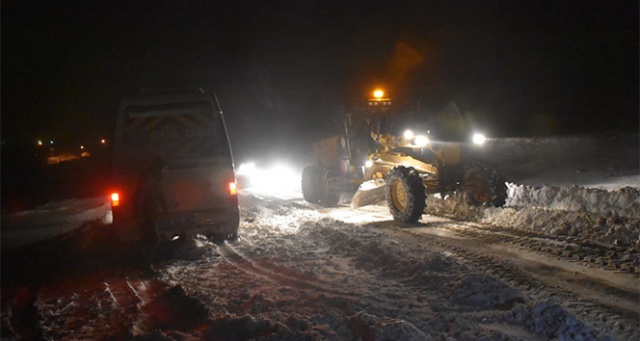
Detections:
[136, 87, 206, 95]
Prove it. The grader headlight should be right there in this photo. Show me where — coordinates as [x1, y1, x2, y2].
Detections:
[413, 135, 430, 147]
[403, 130, 415, 140]
[403, 130, 429, 147]
[472, 133, 486, 145]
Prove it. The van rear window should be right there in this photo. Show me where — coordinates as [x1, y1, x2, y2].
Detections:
[119, 100, 229, 159]
[125, 101, 212, 118]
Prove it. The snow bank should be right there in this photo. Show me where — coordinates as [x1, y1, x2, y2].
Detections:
[506, 183, 640, 218]
[1, 197, 111, 249]
[426, 183, 640, 250]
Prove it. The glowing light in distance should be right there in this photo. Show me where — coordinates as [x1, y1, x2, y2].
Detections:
[413, 135, 430, 147]
[472, 133, 486, 145]
[236, 162, 257, 176]
[373, 89, 384, 99]
[237, 162, 301, 198]
[403, 130, 414, 139]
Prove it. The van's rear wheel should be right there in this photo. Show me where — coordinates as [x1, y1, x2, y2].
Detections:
[386, 166, 426, 223]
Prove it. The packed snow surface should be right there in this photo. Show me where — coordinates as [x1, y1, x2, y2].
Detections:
[1, 134, 638, 340]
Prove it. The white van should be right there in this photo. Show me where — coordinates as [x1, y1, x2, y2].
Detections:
[109, 89, 239, 241]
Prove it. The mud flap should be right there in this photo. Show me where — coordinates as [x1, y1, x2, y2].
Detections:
[114, 219, 143, 243]
[350, 179, 387, 208]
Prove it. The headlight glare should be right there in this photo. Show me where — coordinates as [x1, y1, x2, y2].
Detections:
[472, 133, 486, 145]
[413, 135, 430, 147]
[403, 130, 415, 140]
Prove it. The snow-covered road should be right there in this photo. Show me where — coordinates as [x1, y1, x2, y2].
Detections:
[1, 134, 638, 340]
[3, 189, 637, 340]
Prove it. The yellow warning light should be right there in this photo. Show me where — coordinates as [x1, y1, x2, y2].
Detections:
[368, 89, 392, 107]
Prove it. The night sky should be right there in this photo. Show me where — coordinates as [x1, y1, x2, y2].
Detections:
[2, 1, 638, 161]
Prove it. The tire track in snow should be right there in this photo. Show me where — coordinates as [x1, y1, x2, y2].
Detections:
[387, 222, 639, 341]
[439, 219, 640, 275]
[429, 221, 640, 292]
[215, 241, 358, 298]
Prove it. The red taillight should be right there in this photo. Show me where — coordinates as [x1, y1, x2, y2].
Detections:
[229, 181, 237, 196]
[111, 192, 120, 207]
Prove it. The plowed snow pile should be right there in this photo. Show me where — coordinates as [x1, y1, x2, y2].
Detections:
[426, 134, 639, 250]
[426, 184, 640, 250]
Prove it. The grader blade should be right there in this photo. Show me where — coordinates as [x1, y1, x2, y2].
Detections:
[350, 179, 387, 208]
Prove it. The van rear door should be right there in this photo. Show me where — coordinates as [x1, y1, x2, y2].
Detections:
[111, 91, 238, 240]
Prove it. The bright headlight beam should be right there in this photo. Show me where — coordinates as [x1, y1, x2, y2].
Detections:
[413, 135, 430, 147]
[237, 161, 301, 198]
[237, 162, 257, 176]
[472, 133, 486, 145]
[403, 130, 415, 139]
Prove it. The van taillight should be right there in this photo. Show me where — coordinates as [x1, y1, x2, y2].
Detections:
[111, 192, 120, 207]
[229, 182, 237, 196]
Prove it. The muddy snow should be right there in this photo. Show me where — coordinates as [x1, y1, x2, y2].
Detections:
[1, 134, 638, 340]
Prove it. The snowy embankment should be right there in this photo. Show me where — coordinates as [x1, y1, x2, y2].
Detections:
[426, 134, 640, 251]
[0, 197, 111, 250]
[426, 183, 640, 251]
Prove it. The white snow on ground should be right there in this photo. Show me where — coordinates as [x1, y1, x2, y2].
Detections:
[426, 183, 640, 250]
[154, 190, 634, 340]
[1, 197, 111, 249]
[2, 134, 638, 340]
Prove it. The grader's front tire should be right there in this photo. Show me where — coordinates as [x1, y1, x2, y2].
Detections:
[386, 166, 426, 223]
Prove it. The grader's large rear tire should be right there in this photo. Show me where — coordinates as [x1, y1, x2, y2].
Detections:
[463, 163, 507, 207]
[386, 166, 426, 223]
[302, 166, 322, 204]
[302, 166, 340, 207]
[317, 169, 340, 207]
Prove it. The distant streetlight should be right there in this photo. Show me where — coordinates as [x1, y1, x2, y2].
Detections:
[101, 139, 106, 144]
[37, 140, 43, 146]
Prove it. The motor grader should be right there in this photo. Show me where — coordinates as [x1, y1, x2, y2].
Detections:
[301, 90, 507, 223]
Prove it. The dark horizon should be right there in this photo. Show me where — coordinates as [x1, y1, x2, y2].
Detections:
[2, 1, 638, 161]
